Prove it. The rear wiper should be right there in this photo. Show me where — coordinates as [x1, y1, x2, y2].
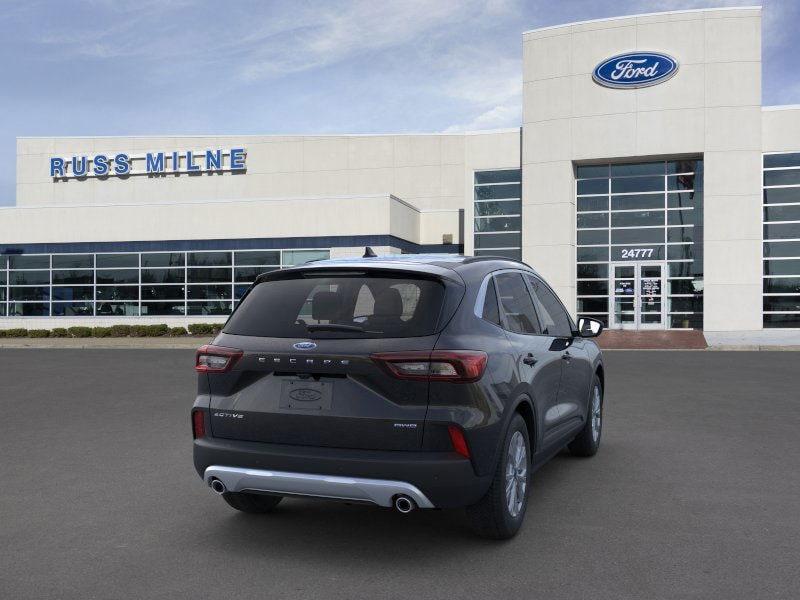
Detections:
[305, 323, 378, 333]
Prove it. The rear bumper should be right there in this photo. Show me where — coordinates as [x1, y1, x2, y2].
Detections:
[194, 437, 492, 508]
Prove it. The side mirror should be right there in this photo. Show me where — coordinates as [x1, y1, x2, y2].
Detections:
[577, 317, 604, 338]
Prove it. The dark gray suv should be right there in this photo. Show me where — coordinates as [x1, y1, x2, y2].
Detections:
[192, 253, 604, 539]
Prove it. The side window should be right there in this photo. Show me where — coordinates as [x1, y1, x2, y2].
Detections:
[494, 273, 541, 335]
[481, 277, 501, 326]
[526, 275, 573, 337]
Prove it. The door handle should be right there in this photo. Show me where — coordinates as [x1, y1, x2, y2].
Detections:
[522, 353, 537, 366]
[561, 351, 572, 361]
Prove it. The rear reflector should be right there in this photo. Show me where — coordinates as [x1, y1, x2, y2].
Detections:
[370, 350, 488, 383]
[195, 345, 243, 373]
[448, 425, 470, 458]
[192, 410, 206, 439]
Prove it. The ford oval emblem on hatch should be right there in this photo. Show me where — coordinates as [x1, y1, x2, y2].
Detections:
[593, 51, 678, 89]
[293, 341, 317, 350]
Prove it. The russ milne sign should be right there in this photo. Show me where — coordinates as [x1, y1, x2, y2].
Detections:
[49, 148, 246, 179]
[592, 52, 678, 89]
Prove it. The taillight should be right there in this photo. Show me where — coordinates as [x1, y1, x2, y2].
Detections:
[370, 350, 488, 383]
[448, 425, 470, 458]
[195, 345, 243, 373]
[192, 409, 206, 439]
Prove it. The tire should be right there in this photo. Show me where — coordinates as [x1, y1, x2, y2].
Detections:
[466, 413, 530, 540]
[222, 492, 283, 514]
[568, 375, 603, 457]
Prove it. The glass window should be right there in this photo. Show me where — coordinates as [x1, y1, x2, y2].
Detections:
[577, 179, 608, 195]
[611, 176, 663, 194]
[763, 296, 800, 312]
[611, 228, 664, 245]
[53, 286, 94, 301]
[668, 210, 696, 226]
[474, 200, 521, 217]
[764, 153, 800, 168]
[763, 188, 800, 205]
[52, 302, 94, 316]
[96, 269, 138, 284]
[667, 245, 693, 261]
[474, 184, 521, 200]
[234, 285, 250, 299]
[141, 268, 185, 284]
[577, 247, 608, 262]
[474, 248, 522, 260]
[225, 275, 445, 338]
[282, 250, 330, 266]
[577, 281, 608, 296]
[669, 262, 696, 277]
[577, 298, 608, 313]
[474, 216, 521, 233]
[668, 227, 695, 244]
[577, 264, 608, 279]
[611, 211, 664, 228]
[669, 280, 702, 295]
[10, 287, 50, 301]
[764, 170, 800, 187]
[577, 213, 608, 229]
[611, 194, 664, 210]
[764, 223, 800, 240]
[96, 286, 139, 301]
[8, 302, 49, 316]
[668, 192, 701, 209]
[52, 270, 93, 284]
[669, 314, 703, 329]
[481, 278, 501, 326]
[577, 197, 608, 212]
[610, 162, 664, 177]
[0, 271, 5, 285]
[96, 302, 138, 316]
[234, 250, 280, 266]
[474, 233, 521, 249]
[763, 314, 800, 328]
[493, 273, 540, 335]
[234, 266, 276, 282]
[187, 267, 231, 283]
[667, 174, 697, 191]
[9, 270, 49, 285]
[611, 246, 665, 261]
[763, 241, 800, 258]
[52, 254, 93, 269]
[9, 255, 48, 269]
[141, 253, 185, 268]
[764, 259, 800, 276]
[96, 254, 138, 268]
[576, 165, 608, 178]
[763, 278, 800, 294]
[187, 285, 231, 300]
[527, 276, 573, 337]
[667, 160, 701, 174]
[577, 230, 608, 245]
[188, 251, 232, 266]
[474, 170, 520, 184]
[187, 302, 233, 315]
[141, 302, 185, 316]
[669, 297, 702, 312]
[141, 285, 185, 300]
[764, 205, 800, 222]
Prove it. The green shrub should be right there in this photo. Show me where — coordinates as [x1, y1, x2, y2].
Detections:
[0, 330, 6, 338]
[91, 327, 112, 338]
[130, 325, 148, 337]
[4, 328, 28, 338]
[28, 329, 51, 338]
[51, 328, 69, 338]
[68, 326, 92, 338]
[211, 323, 225, 334]
[188, 323, 213, 335]
[145, 324, 169, 337]
[109, 324, 132, 337]
[168, 326, 188, 337]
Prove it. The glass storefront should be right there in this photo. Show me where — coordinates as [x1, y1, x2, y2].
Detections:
[763, 153, 800, 328]
[0, 248, 329, 318]
[576, 159, 704, 329]
[474, 169, 522, 260]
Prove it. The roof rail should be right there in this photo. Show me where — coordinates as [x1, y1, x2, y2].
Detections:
[461, 255, 533, 269]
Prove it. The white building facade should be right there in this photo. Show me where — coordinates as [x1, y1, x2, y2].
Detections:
[2, 6, 799, 337]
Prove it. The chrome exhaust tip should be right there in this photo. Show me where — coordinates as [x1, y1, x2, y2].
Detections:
[209, 478, 227, 495]
[394, 495, 415, 514]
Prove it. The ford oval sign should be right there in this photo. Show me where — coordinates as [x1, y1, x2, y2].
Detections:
[593, 52, 678, 89]
[293, 341, 317, 350]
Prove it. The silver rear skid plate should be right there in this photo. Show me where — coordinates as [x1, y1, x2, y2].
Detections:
[204, 465, 435, 508]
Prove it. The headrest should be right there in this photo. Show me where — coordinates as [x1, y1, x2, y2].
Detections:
[372, 288, 403, 317]
[311, 291, 341, 321]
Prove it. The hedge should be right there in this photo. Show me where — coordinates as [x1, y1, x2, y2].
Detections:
[0, 324, 223, 338]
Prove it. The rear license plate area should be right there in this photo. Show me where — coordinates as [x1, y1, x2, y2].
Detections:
[279, 380, 333, 410]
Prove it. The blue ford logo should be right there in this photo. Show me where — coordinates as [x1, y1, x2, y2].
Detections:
[593, 52, 678, 89]
[293, 341, 317, 350]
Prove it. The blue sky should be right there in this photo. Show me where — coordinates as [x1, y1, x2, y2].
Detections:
[1, 0, 798, 206]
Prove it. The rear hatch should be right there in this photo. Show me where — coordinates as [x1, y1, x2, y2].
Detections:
[203, 265, 464, 451]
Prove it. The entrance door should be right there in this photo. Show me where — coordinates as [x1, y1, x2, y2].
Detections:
[610, 262, 666, 330]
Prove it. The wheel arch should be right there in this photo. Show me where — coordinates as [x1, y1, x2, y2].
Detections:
[512, 396, 537, 454]
[595, 362, 605, 392]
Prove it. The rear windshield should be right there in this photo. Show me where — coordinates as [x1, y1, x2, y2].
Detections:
[224, 274, 446, 338]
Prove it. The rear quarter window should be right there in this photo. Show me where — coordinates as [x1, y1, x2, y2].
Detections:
[224, 274, 445, 338]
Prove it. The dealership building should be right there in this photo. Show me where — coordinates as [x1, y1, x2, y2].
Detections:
[2, 5, 799, 339]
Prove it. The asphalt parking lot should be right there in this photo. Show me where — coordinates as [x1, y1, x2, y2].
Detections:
[1, 349, 798, 599]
